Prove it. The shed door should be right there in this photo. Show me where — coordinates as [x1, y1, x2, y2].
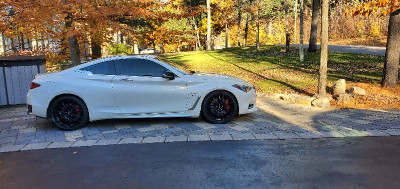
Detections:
[1, 65, 39, 105]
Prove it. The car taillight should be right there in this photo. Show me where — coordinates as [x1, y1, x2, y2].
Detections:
[30, 82, 41, 89]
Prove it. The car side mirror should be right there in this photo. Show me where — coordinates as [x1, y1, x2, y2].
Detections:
[162, 71, 175, 80]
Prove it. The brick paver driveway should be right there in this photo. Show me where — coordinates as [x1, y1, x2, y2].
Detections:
[1, 97, 400, 152]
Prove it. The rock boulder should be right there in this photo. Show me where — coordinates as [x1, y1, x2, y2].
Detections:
[335, 94, 355, 105]
[349, 87, 366, 95]
[311, 95, 332, 108]
[333, 79, 346, 95]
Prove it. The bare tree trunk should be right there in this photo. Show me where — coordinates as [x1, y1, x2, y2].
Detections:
[133, 39, 139, 54]
[237, 0, 242, 47]
[27, 39, 32, 50]
[20, 33, 26, 50]
[318, 0, 329, 95]
[285, 3, 290, 53]
[309, 0, 319, 52]
[382, 9, 400, 87]
[91, 31, 101, 59]
[299, 0, 304, 62]
[192, 17, 202, 51]
[211, 29, 215, 50]
[67, 36, 81, 66]
[268, 21, 272, 36]
[91, 41, 101, 59]
[225, 23, 229, 48]
[206, 0, 211, 51]
[256, 8, 260, 50]
[63, 0, 81, 66]
[160, 44, 165, 54]
[11, 39, 17, 54]
[294, 0, 298, 44]
[65, 14, 81, 66]
[1, 33, 6, 54]
[244, 13, 250, 47]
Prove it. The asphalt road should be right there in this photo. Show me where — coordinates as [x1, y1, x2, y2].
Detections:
[1, 136, 400, 189]
[290, 44, 386, 56]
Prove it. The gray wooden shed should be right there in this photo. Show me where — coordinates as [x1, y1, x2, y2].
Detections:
[0, 56, 46, 106]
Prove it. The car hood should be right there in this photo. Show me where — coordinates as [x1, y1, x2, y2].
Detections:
[184, 71, 252, 86]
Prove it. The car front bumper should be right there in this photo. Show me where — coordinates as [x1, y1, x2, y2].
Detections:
[237, 88, 257, 115]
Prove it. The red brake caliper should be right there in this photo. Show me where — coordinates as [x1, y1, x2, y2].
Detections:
[225, 100, 231, 110]
[75, 105, 82, 116]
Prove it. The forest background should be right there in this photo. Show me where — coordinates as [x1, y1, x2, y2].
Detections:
[0, 0, 389, 67]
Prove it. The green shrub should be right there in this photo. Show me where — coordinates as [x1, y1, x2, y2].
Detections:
[108, 44, 133, 55]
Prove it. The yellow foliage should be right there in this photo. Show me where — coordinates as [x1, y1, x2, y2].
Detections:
[369, 22, 381, 36]
[357, 21, 366, 35]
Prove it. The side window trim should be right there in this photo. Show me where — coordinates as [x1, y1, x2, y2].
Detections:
[114, 58, 174, 78]
[79, 60, 116, 76]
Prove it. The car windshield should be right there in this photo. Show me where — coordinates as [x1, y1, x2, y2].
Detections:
[156, 57, 190, 75]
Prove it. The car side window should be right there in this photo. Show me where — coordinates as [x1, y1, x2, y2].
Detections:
[80, 61, 116, 75]
[114, 59, 168, 77]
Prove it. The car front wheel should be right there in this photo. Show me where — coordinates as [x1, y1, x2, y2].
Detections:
[201, 91, 238, 124]
[50, 95, 89, 130]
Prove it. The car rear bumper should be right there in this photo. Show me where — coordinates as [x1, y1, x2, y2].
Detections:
[26, 89, 50, 118]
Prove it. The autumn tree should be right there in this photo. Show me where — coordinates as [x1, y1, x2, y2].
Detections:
[243, 0, 255, 47]
[212, 0, 236, 48]
[351, 0, 400, 87]
[2, 0, 202, 64]
[259, 0, 288, 45]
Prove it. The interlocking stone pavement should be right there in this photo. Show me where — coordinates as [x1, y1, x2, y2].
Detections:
[1, 97, 400, 152]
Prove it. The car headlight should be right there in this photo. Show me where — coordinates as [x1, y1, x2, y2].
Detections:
[232, 84, 253, 92]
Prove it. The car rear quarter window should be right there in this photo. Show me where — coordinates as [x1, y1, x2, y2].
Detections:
[80, 61, 116, 75]
[114, 59, 168, 77]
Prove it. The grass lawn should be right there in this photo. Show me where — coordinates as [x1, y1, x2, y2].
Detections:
[160, 45, 385, 96]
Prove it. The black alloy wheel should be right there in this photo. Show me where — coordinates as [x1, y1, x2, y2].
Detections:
[201, 91, 238, 124]
[50, 96, 89, 130]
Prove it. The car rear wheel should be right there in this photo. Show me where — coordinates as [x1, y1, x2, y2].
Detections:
[201, 91, 238, 124]
[50, 96, 89, 130]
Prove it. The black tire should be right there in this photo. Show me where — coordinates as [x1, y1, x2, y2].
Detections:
[201, 90, 238, 124]
[50, 95, 89, 130]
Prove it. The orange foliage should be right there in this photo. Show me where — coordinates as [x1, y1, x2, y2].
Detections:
[348, 0, 400, 16]
[0, 0, 203, 61]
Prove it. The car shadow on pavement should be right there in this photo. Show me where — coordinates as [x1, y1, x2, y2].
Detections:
[1, 102, 400, 150]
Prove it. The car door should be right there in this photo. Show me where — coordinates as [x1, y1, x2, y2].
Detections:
[77, 60, 120, 116]
[112, 58, 188, 115]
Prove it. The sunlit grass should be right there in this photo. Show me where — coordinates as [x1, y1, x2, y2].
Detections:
[160, 46, 385, 96]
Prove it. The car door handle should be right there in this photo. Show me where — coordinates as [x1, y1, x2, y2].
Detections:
[120, 78, 134, 82]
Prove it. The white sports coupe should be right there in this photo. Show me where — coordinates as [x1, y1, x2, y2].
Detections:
[27, 55, 257, 130]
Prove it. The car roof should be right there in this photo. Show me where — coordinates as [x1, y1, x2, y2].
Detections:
[62, 55, 185, 77]
[70, 55, 158, 70]
[93, 55, 158, 63]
